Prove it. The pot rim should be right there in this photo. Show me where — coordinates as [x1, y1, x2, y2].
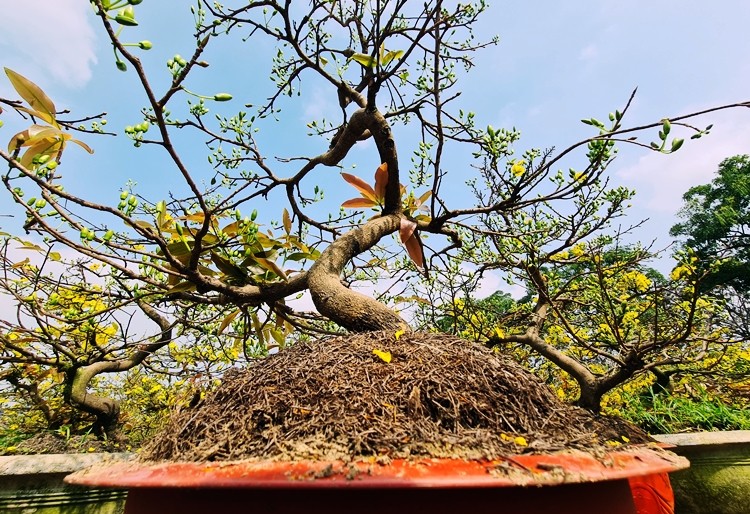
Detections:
[65, 445, 687, 489]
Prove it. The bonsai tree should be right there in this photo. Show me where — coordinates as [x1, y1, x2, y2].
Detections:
[0, 1, 748, 443]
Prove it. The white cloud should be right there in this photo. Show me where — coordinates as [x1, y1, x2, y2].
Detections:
[0, 0, 98, 89]
[615, 108, 750, 215]
[578, 44, 598, 61]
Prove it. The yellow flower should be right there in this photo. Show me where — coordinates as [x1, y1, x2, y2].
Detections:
[510, 160, 526, 177]
[570, 244, 585, 258]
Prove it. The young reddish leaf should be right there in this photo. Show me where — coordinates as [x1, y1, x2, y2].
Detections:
[218, 309, 240, 335]
[8, 125, 54, 154]
[221, 220, 239, 237]
[180, 212, 206, 224]
[416, 189, 432, 207]
[4, 68, 58, 126]
[341, 172, 377, 201]
[342, 197, 378, 208]
[404, 233, 425, 271]
[13, 105, 55, 123]
[399, 217, 417, 244]
[24, 127, 64, 147]
[68, 138, 94, 154]
[282, 208, 292, 234]
[255, 257, 288, 281]
[374, 162, 388, 201]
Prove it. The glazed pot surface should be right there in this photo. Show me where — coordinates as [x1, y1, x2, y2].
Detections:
[66, 448, 687, 514]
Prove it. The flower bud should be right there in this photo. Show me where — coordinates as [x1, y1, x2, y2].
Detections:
[115, 6, 138, 26]
[213, 93, 233, 102]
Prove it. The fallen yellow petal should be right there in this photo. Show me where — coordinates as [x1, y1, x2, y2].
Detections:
[513, 436, 528, 447]
[372, 349, 392, 363]
[394, 329, 405, 341]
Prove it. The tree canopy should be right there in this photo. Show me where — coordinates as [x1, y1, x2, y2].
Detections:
[671, 155, 750, 340]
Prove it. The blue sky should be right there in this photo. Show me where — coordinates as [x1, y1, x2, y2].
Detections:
[1, 0, 749, 277]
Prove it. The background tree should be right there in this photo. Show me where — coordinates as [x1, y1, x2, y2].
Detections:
[430, 171, 741, 412]
[671, 154, 750, 340]
[0, 236, 178, 437]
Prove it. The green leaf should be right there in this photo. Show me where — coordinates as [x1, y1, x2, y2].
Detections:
[670, 138, 685, 152]
[211, 252, 248, 282]
[381, 49, 405, 66]
[4, 68, 57, 126]
[285, 252, 317, 262]
[350, 53, 376, 68]
[167, 281, 197, 293]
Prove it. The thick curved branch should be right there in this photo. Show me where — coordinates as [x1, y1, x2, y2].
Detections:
[308, 214, 408, 332]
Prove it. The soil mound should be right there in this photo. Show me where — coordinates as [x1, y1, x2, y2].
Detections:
[142, 332, 649, 462]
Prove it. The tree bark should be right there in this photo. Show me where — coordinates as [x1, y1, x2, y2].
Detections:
[308, 214, 409, 332]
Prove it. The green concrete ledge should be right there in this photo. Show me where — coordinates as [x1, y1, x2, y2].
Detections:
[0, 453, 132, 514]
[653, 431, 750, 514]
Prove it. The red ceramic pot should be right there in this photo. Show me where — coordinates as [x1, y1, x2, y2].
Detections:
[66, 447, 686, 514]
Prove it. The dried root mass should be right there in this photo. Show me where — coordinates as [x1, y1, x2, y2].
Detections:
[143, 332, 649, 462]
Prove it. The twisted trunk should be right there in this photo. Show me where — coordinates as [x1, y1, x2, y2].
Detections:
[309, 214, 409, 332]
